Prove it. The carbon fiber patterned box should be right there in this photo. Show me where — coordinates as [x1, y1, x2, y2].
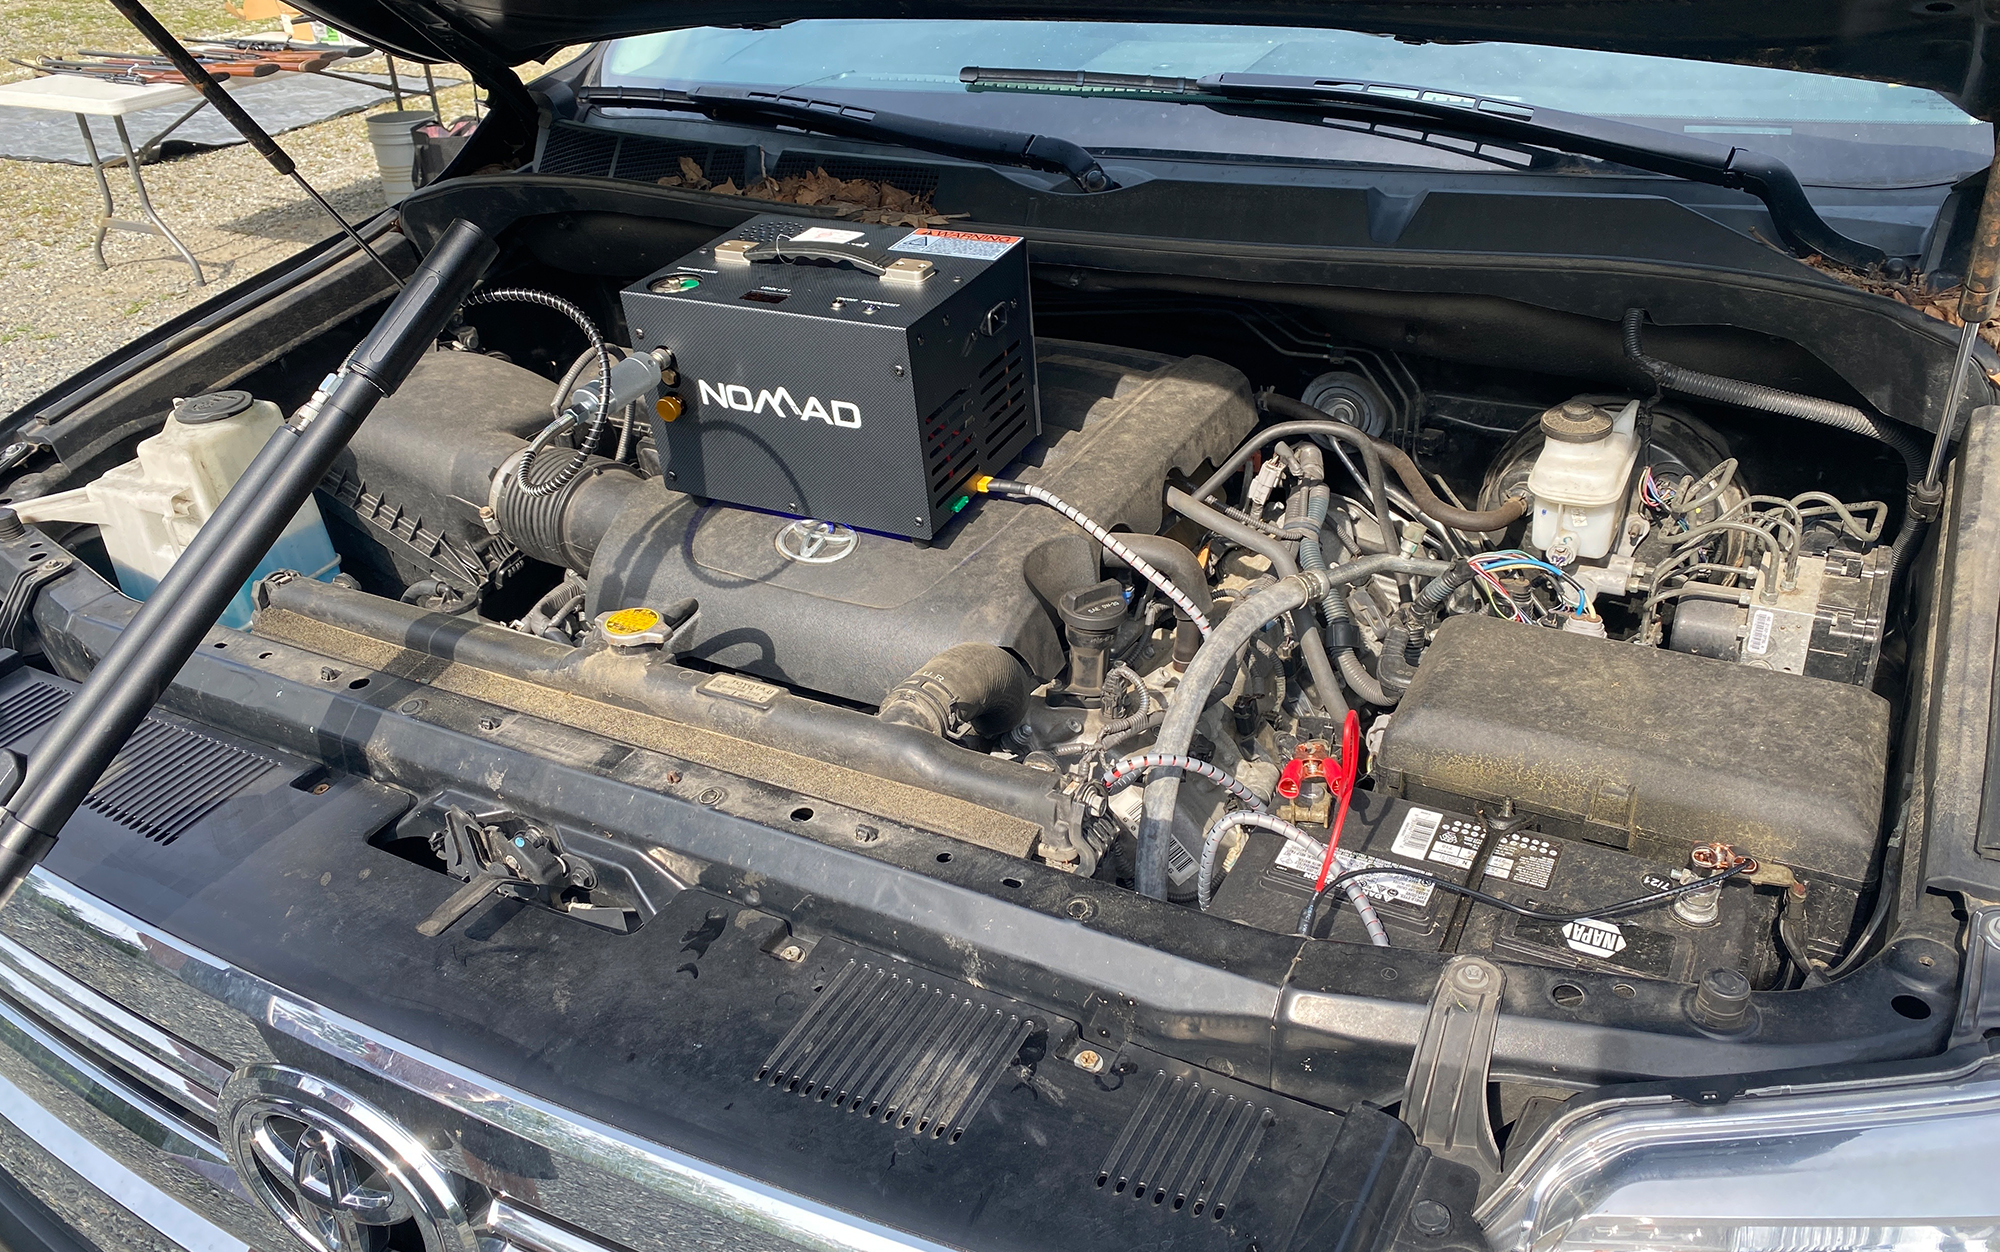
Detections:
[621, 213, 1038, 540]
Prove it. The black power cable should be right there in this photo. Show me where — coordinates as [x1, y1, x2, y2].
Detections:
[1297, 858, 1753, 938]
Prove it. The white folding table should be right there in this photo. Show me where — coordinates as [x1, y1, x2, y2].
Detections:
[0, 73, 238, 284]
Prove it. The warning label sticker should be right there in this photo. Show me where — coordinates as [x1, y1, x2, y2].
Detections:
[699, 673, 783, 707]
[1272, 841, 1434, 908]
[888, 228, 1024, 260]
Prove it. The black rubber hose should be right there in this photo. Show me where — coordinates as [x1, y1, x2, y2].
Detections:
[1137, 574, 1319, 899]
[1622, 309, 1927, 481]
[878, 643, 1031, 740]
[1104, 533, 1211, 667]
[1194, 410, 1396, 547]
[1165, 487, 1348, 717]
[1260, 395, 1527, 534]
[1414, 560, 1477, 614]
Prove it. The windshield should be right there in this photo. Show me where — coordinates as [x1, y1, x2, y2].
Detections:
[599, 21, 1991, 188]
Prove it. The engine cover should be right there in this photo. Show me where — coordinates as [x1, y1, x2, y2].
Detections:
[588, 340, 1257, 704]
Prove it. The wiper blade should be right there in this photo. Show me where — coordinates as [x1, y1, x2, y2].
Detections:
[578, 85, 1111, 192]
[961, 67, 1882, 269]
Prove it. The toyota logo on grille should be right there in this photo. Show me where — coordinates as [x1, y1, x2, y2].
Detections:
[220, 1066, 480, 1252]
[775, 519, 859, 563]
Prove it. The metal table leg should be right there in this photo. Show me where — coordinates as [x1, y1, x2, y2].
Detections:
[74, 113, 116, 272]
[103, 115, 204, 285]
[423, 63, 441, 118]
[385, 55, 403, 108]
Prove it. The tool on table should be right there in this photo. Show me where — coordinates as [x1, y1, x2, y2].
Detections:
[84, 47, 336, 72]
[70, 53, 282, 77]
[20, 57, 183, 84]
[8, 57, 148, 84]
[193, 37, 373, 55]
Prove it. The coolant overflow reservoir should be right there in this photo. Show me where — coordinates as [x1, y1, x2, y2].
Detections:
[1526, 398, 1640, 562]
[14, 390, 339, 628]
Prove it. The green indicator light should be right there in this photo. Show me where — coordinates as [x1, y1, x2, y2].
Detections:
[950, 494, 971, 513]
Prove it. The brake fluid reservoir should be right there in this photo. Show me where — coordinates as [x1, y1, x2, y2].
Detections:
[14, 390, 338, 628]
[1526, 398, 1640, 562]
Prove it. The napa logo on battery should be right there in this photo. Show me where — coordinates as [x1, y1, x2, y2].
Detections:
[696, 380, 861, 428]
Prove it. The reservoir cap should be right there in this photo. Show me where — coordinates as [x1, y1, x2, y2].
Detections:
[173, 390, 254, 425]
[1540, 398, 1613, 444]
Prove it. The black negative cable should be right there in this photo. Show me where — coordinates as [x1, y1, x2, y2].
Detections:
[1297, 858, 1753, 937]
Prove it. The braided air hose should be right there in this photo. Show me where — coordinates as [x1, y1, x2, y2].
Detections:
[976, 478, 1213, 636]
[462, 289, 618, 498]
[1193, 810, 1390, 944]
[1101, 752, 1266, 811]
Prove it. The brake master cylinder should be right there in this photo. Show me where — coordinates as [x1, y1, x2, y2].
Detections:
[1526, 398, 1640, 563]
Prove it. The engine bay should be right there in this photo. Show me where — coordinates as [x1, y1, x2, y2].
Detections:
[0, 193, 1963, 1168]
[43, 208, 1909, 1004]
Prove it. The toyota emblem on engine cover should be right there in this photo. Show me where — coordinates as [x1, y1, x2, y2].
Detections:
[776, 519, 859, 563]
[220, 1065, 481, 1252]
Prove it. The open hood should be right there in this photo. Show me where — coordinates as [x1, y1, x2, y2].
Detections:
[294, 0, 2000, 117]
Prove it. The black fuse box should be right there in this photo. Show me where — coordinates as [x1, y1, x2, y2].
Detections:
[620, 214, 1038, 540]
[1207, 791, 1480, 948]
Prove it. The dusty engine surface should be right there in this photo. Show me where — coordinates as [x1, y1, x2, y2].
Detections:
[331, 340, 1256, 704]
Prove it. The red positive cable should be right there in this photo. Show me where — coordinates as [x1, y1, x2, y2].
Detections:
[1312, 710, 1362, 893]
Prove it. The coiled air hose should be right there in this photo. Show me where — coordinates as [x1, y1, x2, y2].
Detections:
[1134, 557, 1448, 900]
[1101, 752, 1266, 811]
[1194, 810, 1389, 944]
[462, 289, 627, 498]
[973, 478, 1213, 636]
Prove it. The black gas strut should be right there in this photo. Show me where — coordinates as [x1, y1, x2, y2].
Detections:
[0, 218, 498, 908]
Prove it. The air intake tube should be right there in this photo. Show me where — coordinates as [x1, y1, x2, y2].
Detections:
[489, 448, 645, 571]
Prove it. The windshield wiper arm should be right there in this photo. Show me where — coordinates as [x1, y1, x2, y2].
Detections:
[578, 85, 1112, 192]
[961, 67, 1882, 269]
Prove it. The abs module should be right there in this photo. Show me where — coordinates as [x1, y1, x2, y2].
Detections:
[621, 213, 1039, 540]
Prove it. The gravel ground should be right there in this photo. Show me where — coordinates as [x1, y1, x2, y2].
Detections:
[0, 6, 576, 416]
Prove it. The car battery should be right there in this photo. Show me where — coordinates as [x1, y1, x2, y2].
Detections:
[1207, 791, 1482, 948]
[620, 213, 1038, 540]
[1453, 825, 1770, 986]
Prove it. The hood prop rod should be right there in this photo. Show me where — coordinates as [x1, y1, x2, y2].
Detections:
[0, 219, 497, 910]
[1924, 167, 2000, 501]
[105, 0, 406, 291]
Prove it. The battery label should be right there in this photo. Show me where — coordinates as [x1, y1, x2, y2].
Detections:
[1486, 832, 1560, 888]
[1392, 808, 1443, 857]
[1418, 812, 1486, 870]
[1559, 917, 1626, 959]
[1272, 841, 1435, 907]
[889, 228, 1024, 260]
